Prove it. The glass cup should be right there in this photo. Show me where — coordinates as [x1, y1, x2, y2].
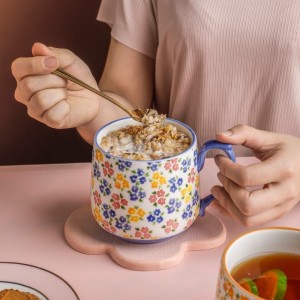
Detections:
[216, 227, 300, 299]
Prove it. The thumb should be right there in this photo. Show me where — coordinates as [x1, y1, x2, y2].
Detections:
[215, 124, 281, 151]
[32, 42, 76, 69]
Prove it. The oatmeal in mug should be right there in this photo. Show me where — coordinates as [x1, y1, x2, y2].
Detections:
[91, 116, 236, 243]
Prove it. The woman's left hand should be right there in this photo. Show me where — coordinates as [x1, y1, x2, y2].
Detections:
[211, 124, 300, 226]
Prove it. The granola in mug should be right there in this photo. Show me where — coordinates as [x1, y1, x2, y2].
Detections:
[100, 109, 191, 160]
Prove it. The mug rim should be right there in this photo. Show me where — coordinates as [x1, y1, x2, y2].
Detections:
[93, 117, 197, 162]
[221, 226, 300, 299]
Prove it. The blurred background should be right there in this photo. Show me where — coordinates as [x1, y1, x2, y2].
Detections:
[0, 0, 110, 165]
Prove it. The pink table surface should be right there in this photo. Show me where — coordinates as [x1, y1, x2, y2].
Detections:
[0, 157, 299, 300]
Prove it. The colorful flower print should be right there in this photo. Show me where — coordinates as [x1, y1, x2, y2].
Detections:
[164, 158, 180, 172]
[146, 209, 164, 224]
[99, 178, 112, 196]
[102, 161, 114, 177]
[127, 206, 146, 222]
[110, 193, 128, 210]
[93, 162, 101, 178]
[134, 227, 153, 239]
[114, 173, 130, 190]
[148, 189, 168, 207]
[95, 149, 104, 162]
[147, 162, 161, 171]
[151, 172, 167, 188]
[93, 191, 102, 206]
[116, 160, 132, 172]
[162, 219, 179, 234]
[166, 198, 182, 214]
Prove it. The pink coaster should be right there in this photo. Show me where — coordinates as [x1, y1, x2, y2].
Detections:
[64, 204, 226, 271]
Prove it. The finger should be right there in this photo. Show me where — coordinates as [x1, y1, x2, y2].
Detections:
[28, 88, 68, 118]
[17, 74, 67, 103]
[11, 42, 77, 81]
[214, 154, 285, 186]
[217, 172, 296, 215]
[215, 124, 282, 151]
[211, 185, 298, 226]
[41, 100, 71, 129]
[210, 185, 243, 223]
[12, 56, 59, 81]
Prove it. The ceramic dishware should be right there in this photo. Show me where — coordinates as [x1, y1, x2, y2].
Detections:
[216, 227, 300, 299]
[91, 117, 235, 243]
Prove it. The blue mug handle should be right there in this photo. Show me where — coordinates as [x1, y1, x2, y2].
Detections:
[197, 140, 236, 217]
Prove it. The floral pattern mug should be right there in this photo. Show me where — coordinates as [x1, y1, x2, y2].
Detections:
[91, 118, 235, 243]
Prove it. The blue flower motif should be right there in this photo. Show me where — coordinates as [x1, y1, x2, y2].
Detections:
[176, 201, 182, 209]
[182, 212, 188, 219]
[124, 224, 131, 231]
[115, 221, 123, 229]
[177, 178, 183, 186]
[137, 169, 144, 176]
[109, 209, 115, 217]
[154, 209, 161, 216]
[125, 161, 132, 168]
[130, 194, 138, 201]
[138, 191, 146, 199]
[100, 185, 104, 193]
[183, 166, 188, 173]
[188, 211, 193, 218]
[167, 207, 175, 214]
[118, 161, 126, 171]
[187, 204, 191, 212]
[139, 177, 146, 184]
[157, 216, 163, 223]
[147, 215, 155, 222]
[103, 179, 108, 187]
[170, 184, 177, 193]
[130, 175, 138, 183]
[182, 160, 187, 166]
[131, 185, 139, 193]
[103, 211, 109, 219]
[169, 198, 175, 205]
[103, 204, 109, 210]
[105, 188, 111, 195]
[119, 216, 126, 223]
[169, 177, 176, 184]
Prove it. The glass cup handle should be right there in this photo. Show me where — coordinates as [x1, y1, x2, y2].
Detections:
[197, 139, 236, 216]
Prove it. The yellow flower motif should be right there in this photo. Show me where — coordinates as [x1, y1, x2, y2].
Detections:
[181, 188, 187, 196]
[137, 208, 146, 217]
[116, 173, 123, 181]
[115, 181, 121, 189]
[130, 216, 139, 222]
[93, 207, 102, 222]
[151, 181, 158, 188]
[159, 176, 167, 185]
[122, 179, 130, 188]
[96, 150, 103, 162]
[195, 175, 199, 187]
[187, 184, 192, 192]
[184, 195, 191, 203]
[128, 207, 136, 215]
[153, 172, 160, 180]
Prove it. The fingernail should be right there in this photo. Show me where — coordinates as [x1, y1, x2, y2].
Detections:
[217, 130, 232, 136]
[43, 56, 58, 69]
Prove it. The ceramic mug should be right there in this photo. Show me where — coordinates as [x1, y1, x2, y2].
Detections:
[216, 227, 300, 300]
[90, 117, 235, 243]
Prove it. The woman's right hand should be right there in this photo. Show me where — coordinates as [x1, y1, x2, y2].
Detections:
[11, 42, 101, 130]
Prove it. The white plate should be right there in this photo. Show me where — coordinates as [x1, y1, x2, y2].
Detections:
[0, 262, 79, 299]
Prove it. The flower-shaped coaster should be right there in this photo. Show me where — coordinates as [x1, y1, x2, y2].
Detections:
[64, 204, 226, 271]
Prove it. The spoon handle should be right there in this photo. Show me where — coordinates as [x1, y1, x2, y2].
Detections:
[52, 68, 134, 117]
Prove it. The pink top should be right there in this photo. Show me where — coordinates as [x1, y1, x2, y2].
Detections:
[97, 0, 300, 156]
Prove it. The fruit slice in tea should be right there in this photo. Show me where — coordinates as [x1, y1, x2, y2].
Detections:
[255, 269, 287, 300]
[238, 277, 259, 295]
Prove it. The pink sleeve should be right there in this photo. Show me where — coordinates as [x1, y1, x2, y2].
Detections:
[97, 0, 158, 59]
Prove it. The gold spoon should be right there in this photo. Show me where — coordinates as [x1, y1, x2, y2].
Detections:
[52, 68, 146, 122]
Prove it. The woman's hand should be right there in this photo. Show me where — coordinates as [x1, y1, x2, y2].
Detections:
[11, 42, 101, 130]
[211, 124, 300, 226]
